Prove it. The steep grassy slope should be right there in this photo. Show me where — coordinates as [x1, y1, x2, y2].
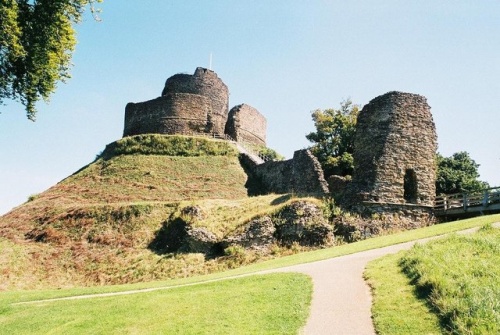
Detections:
[1, 135, 248, 238]
[0, 135, 321, 290]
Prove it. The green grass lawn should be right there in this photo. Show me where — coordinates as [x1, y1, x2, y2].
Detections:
[0, 273, 312, 335]
[365, 253, 443, 334]
[366, 223, 500, 334]
[1, 214, 499, 334]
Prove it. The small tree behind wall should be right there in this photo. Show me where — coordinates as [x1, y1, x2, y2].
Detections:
[306, 99, 359, 178]
[436, 151, 489, 195]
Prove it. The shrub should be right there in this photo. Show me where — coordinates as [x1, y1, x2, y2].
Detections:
[26, 194, 38, 202]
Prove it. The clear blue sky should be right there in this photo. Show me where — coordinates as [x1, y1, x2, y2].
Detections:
[1, 1, 499, 215]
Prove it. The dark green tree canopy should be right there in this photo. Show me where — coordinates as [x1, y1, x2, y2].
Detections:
[436, 151, 489, 195]
[306, 99, 359, 178]
[0, 0, 101, 120]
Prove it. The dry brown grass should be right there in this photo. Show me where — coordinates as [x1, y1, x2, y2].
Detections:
[0, 136, 327, 290]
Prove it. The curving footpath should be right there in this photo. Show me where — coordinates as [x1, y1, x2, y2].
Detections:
[264, 240, 424, 335]
[15, 226, 497, 334]
[264, 225, 498, 335]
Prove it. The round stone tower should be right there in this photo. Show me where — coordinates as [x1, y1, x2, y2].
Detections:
[123, 67, 229, 137]
[162, 67, 229, 135]
[345, 91, 437, 207]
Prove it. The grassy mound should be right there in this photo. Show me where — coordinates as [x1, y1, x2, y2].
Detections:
[0, 132, 324, 290]
[99, 134, 238, 158]
[0, 135, 260, 289]
[2, 135, 248, 230]
[0, 195, 323, 290]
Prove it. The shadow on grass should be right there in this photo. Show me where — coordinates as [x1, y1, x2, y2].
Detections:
[399, 259, 452, 332]
[270, 194, 292, 205]
[148, 218, 187, 255]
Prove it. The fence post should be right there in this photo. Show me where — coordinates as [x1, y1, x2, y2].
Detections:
[483, 190, 489, 207]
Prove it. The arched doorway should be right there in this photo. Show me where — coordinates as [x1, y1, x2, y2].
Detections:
[404, 169, 418, 203]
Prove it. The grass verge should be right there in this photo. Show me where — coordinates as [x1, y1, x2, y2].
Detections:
[0, 273, 312, 335]
[365, 252, 442, 334]
[400, 224, 500, 334]
[2, 214, 499, 306]
[366, 223, 500, 334]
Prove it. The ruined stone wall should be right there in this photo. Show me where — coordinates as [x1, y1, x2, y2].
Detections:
[225, 104, 267, 146]
[344, 91, 437, 207]
[123, 67, 229, 137]
[123, 94, 211, 136]
[250, 149, 329, 195]
[162, 67, 229, 134]
[291, 150, 330, 194]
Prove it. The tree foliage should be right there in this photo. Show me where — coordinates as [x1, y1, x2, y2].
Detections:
[306, 99, 359, 178]
[436, 151, 489, 195]
[0, 0, 102, 120]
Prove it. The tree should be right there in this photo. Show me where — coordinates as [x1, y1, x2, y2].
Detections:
[306, 99, 359, 178]
[0, 0, 102, 121]
[436, 151, 489, 195]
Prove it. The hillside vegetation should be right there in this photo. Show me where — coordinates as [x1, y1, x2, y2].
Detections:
[0, 135, 326, 290]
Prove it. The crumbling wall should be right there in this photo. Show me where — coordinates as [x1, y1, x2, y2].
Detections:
[253, 159, 293, 194]
[123, 67, 229, 137]
[123, 93, 211, 136]
[225, 104, 267, 146]
[248, 149, 329, 195]
[344, 91, 437, 207]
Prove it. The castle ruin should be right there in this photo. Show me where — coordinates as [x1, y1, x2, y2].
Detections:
[122, 68, 438, 208]
[225, 104, 267, 146]
[123, 67, 267, 146]
[344, 91, 437, 210]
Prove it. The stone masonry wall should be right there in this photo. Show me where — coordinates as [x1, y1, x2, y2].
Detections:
[123, 67, 269, 146]
[123, 93, 210, 136]
[162, 67, 229, 135]
[250, 149, 329, 195]
[225, 104, 267, 146]
[124, 67, 229, 137]
[344, 91, 437, 207]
